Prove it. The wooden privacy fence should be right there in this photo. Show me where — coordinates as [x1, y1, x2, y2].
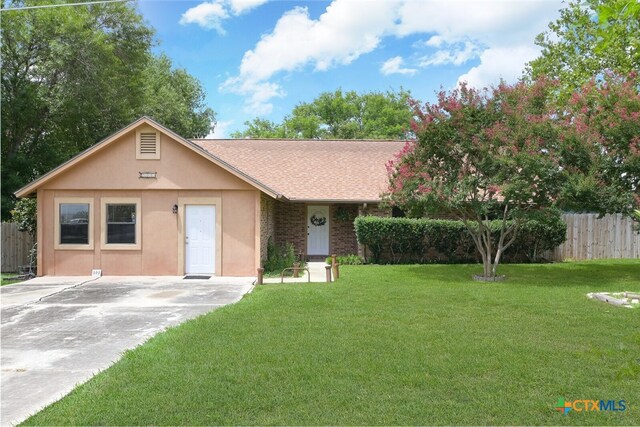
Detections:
[547, 213, 640, 261]
[1, 222, 35, 272]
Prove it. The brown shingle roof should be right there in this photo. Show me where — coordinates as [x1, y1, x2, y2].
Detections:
[191, 138, 405, 202]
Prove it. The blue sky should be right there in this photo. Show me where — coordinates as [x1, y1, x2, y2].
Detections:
[136, 0, 564, 137]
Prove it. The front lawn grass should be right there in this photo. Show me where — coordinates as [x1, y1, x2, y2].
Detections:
[1, 272, 24, 286]
[24, 261, 640, 426]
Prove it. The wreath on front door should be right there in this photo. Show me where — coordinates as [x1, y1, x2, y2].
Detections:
[310, 213, 327, 227]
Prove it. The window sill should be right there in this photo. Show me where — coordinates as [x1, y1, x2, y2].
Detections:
[54, 244, 94, 250]
[100, 244, 141, 251]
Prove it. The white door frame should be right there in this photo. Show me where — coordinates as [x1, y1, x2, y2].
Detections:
[185, 205, 216, 274]
[177, 197, 222, 275]
[307, 205, 330, 256]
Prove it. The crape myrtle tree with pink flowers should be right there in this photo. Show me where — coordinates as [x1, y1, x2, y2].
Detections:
[385, 74, 639, 280]
[558, 73, 640, 215]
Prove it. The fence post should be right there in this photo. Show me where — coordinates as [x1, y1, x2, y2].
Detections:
[257, 268, 264, 285]
[293, 262, 300, 278]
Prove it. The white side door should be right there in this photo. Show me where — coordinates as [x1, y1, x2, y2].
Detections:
[185, 205, 215, 274]
[307, 205, 329, 255]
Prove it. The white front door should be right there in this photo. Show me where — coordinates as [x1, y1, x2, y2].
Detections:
[185, 205, 215, 274]
[307, 205, 329, 256]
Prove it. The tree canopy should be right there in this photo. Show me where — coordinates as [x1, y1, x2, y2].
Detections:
[526, 0, 639, 99]
[1, 1, 216, 219]
[231, 89, 413, 140]
[557, 73, 640, 214]
[386, 76, 639, 279]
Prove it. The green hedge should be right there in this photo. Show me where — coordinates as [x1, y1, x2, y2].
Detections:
[325, 254, 365, 265]
[354, 214, 566, 264]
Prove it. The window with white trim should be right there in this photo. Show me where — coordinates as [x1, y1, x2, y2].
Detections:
[60, 204, 90, 244]
[100, 197, 141, 250]
[54, 197, 94, 250]
[106, 204, 136, 244]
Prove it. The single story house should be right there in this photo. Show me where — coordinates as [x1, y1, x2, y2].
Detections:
[16, 117, 403, 276]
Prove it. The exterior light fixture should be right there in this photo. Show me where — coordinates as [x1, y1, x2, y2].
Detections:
[172, 204, 178, 214]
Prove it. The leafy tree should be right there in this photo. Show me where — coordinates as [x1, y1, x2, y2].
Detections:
[387, 81, 565, 279]
[141, 55, 216, 139]
[230, 118, 286, 139]
[526, 0, 639, 99]
[1, 1, 216, 219]
[557, 73, 640, 215]
[388, 76, 639, 279]
[231, 89, 413, 140]
[596, 0, 640, 57]
[10, 198, 37, 237]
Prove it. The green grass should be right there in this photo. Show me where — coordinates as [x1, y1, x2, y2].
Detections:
[24, 261, 640, 426]
[1, 272, 25, 286]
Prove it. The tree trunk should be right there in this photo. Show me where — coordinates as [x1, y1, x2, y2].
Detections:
[463, 211, 521, 280]
[463, 217, 496, 279]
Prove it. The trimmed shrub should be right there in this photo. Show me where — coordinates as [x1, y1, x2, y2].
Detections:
[354, 212, 566, 264]
[325, 254, 365, 265]
[508, 211, 567, 261]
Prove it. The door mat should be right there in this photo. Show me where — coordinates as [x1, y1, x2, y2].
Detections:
[183, 275, 211, 280]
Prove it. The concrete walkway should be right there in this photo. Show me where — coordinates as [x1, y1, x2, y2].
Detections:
[0, 275, 254, 426]
[263, 262, 330, 284]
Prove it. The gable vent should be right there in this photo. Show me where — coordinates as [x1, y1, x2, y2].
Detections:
[139, 132, 157, 154]
[136, 128, 160, 159]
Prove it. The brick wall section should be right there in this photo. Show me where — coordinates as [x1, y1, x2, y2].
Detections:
[274, 201, 306, 258]
[358, 204, 391, 218]
[330, 204, 359, 255]
[272, 202, 390, 259]
[357, 204, 391, 258]
[260, 193, 276, 264]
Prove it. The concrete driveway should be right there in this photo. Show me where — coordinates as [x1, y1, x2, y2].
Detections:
[0, 275, 254, 426]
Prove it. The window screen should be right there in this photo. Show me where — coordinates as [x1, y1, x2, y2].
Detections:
[106, 204, 136, 244]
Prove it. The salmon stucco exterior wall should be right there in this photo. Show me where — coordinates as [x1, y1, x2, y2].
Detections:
[35, 125, 259, 277]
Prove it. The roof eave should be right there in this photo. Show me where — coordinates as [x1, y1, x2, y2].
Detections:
[287, 198, 383, 204]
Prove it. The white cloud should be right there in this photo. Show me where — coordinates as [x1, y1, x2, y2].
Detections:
[223, 0, 399, 113]
[180, 0, 267, 33]
[207, 120, 234, 139]
[221, 78, 285, 115]
[457, 45, 541, 89]
[424, 35, 445, 48]
[180, 1, 229, 34]
[395, 0, 559, 46]
[228, 0, 268, 14]
[419, 41, 481, 67]
[381, 56, 417, 76]
[221, 0, 562, 111]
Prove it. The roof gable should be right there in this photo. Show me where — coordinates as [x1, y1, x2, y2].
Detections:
[15, 117, 280, 198]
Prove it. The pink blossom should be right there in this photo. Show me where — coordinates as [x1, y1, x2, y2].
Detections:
[487, 184, 500, 194]
[417, 184, 433, 194]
